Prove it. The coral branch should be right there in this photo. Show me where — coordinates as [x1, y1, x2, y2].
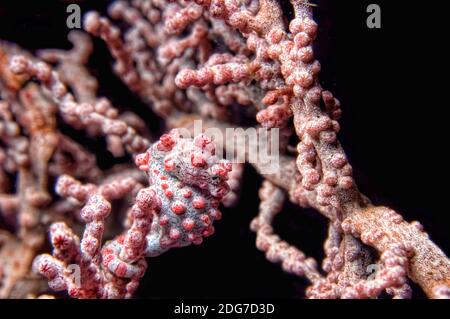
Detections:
[250, 180, 323, 283]
[9, 55, 149, 156]
[0, 0, 448, 299]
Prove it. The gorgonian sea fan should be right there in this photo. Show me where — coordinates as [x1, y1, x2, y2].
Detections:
[0, 0, 448, 299]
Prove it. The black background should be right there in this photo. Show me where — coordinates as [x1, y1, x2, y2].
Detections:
[0, 0, 448, 298]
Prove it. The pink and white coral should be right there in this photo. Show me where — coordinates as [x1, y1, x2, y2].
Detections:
[0, 0, 448, 299]
[33, 130, 231, 298]
[136, 129, 231, 256]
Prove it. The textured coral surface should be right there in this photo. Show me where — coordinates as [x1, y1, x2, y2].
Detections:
[0, 0, 449, 299]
